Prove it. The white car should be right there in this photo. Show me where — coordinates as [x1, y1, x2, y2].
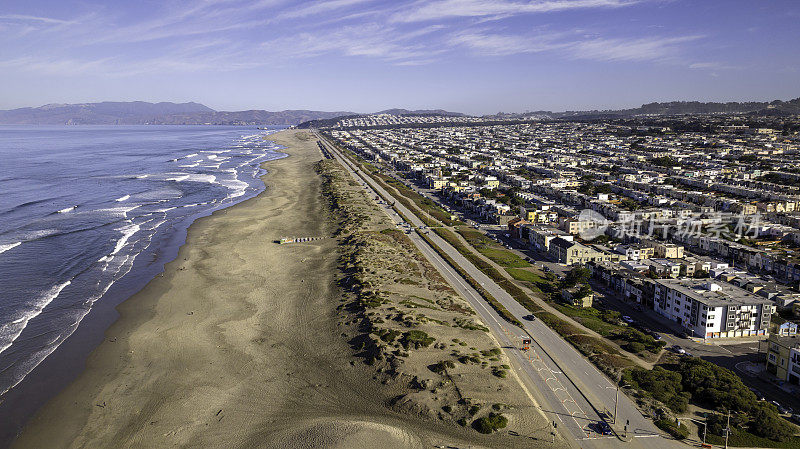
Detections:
[621, 315, 634, 324]
[673, 345, 686, 354]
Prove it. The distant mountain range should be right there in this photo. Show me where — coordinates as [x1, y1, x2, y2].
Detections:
[0, 98, 797, 126]
[0, 102, 355, 126]
[500, 97, 800, 120]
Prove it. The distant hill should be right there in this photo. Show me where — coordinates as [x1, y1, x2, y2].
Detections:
[481, 97, 800, 121]
[375, 108, 464, 117]
[3, 97, 798, 127]
[0, 102, 355, 126]
[0, 101, 214, 125]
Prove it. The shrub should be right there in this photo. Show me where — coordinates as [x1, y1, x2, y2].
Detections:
[400, 330, 435, 349]
[655, 419, 689, 440]
[624, 366, 688, 413]
[749, 402, 795, 441]
[429, 360, 455, 374]
[676, 357, 757, 413]
[625, 342, 646, 354]
[472, 413, 508, 434]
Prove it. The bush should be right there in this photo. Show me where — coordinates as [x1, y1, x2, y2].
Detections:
[655, 419, 689, 440]
[625, 341, 646, 354]
[676, 357, 757, 413]
[429, 360, 455, 374]
[400, 330, 435, 349]
[472, 413, 508, 434]
[749, 402, 795, 441]
[624, 366, 689, 413]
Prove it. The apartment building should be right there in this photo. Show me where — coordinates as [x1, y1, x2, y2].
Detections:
[549, 237, 610, 265]
[766, 331, 800, 385]
[653, 279, 774, 338]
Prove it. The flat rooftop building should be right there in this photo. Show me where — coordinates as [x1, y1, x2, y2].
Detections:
[653, 278, 775, 339]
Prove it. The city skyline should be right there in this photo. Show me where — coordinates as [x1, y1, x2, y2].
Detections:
[1, 0, 799, 114]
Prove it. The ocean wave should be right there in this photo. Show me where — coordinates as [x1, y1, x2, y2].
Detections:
[220, 169, 249, 199]
[0, 281, 72, 357]
[0, 242, 21, 255]
[166, 173, 217, 184]
[115, 194, 130, 202]
[99, 205, 141, 219]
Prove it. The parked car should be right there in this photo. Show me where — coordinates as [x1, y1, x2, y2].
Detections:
[678, 331, 690, 339]
[673, 345, 686, 354]
[593, 421, 613, 435]
[621, 315, 634, 324]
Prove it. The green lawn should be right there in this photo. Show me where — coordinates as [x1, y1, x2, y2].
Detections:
[455, 228, 530, 268]
[551, 304, 620, 337]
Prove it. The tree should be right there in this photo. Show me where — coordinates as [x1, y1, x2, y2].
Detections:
[562, 266, 591, 288]
[749, 402, 795, 441]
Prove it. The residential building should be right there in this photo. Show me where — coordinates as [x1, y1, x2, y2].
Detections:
[653, 279, 774, 338]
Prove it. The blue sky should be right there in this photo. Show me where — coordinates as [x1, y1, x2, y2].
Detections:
[0, 0, 798, 114]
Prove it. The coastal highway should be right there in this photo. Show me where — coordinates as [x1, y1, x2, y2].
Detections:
[316, 133, 684, 449]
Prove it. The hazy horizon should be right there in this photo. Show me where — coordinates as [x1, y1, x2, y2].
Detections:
[2, 0, 799, 115]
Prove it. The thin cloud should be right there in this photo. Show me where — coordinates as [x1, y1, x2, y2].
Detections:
[568, 35, 702, 62]
[0, 14, 72, 24]
[448, 30, 567, 56]
[277, 0, 376, 20]
[261, 23, 445, 63]
[689, 61, 738, 70]
[392, 0, 642, 23]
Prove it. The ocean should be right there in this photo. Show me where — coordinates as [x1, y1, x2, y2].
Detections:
[0, 125, 286, 403]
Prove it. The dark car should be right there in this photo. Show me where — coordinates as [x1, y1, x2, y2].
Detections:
[523, 314, 536, 321]
[593, 421, 613, 435]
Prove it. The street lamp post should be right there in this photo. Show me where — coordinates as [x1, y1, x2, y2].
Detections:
[613, 383, 631, 425]
[724, 410, 731, 449]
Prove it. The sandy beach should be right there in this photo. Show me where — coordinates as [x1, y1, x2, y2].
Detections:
[13, 130, 527, 448]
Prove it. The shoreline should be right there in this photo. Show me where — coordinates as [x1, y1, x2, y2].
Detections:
[10, 130, 485, 448]
[0, 130, 287, 446]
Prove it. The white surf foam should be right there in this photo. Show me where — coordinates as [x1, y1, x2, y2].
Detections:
[100, 205, 141, 219]
[0, 242, 21, 255]
[0, 281, 72, 356]
[57, 205, 77, 213]
[220, 169, 249, 199]
[115, 194, 130, 202]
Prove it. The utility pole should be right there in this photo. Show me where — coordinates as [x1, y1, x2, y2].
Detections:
[614, 384, 619, 425]
[724, 410, 731, 449]
[702, 413, 708, 447]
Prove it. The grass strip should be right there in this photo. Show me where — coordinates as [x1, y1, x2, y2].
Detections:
[417, 232, 522, 328]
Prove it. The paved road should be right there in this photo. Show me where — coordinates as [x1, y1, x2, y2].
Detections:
[317, 134, 686, 449]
